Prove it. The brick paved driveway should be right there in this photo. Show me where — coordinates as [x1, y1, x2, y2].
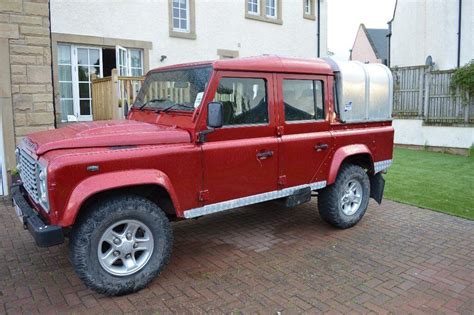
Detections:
[0, 199, 473, 314]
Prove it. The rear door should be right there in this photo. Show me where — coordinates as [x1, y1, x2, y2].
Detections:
[201, 71, 279, 205]
[276, 73, 333, 188]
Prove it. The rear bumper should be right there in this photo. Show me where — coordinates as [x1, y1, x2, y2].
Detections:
[11, 185, 64, 247]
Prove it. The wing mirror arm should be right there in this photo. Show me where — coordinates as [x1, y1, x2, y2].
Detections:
[198, 102, 224, 143]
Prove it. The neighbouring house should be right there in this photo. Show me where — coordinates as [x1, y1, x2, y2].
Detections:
[388, 0, 473, 154]
[50, 0, 328, 123]
[350, 24, 388, 65]
[0, 0, 328, 196]
[388, 0, 472, 70]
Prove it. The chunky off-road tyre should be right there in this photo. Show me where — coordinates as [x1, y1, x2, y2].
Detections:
[318, 164, 370, 229]
[69, 195, 173, 296]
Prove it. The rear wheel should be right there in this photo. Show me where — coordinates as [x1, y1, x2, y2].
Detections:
[318, 164, 370, 229]
[69, 195, 173, 296]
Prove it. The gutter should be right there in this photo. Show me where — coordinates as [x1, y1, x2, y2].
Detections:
[317, 0, 321, 57]
[387, 0, 398, 68]
[457, 0, 462, 68]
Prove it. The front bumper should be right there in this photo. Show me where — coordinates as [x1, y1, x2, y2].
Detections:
[11, 185, 64, 247]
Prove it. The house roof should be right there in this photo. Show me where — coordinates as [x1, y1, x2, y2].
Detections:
[150, 55, 334, 75]
[364, 27, 389, 62]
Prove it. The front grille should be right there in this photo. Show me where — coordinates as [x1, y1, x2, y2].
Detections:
[18, 148, 39, 202]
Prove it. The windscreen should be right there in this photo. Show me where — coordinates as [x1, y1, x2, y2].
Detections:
[134, 66, 212, 111]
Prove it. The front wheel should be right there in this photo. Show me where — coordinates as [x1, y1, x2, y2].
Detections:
[318, 164, 370, 229]
[69, 195, 173, 296]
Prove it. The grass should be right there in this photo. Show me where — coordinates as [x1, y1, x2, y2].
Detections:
[384, 148, 474, 220]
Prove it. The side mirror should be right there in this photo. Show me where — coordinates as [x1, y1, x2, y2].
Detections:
[207, 102, 223, 128]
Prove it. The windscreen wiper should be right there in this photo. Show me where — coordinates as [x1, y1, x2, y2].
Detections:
[138, 98, 167, 110]
[161, 103, 195, 112]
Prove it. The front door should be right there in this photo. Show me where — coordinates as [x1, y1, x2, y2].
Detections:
[201, 72, 279, 206]
[276, 74, 333, 188]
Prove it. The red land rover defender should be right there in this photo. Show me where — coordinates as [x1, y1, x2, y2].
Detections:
[12, 56, 394, 295]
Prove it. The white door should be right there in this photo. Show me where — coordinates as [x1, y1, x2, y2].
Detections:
[73, 46, 103, 121]
[116, 45, 128, 76]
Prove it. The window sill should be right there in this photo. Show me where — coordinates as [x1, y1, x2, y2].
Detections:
[303, 14, 316, 21]
[169, 30, 196, 40]
[245, 13, 282, 25]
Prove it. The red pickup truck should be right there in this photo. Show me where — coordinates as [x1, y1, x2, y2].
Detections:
[12, 56, 394, 295]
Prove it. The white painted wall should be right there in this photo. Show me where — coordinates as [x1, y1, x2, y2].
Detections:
[390, 0, 473, 70]
[393, 119, 474, 149]
[51, 0, 327, 68]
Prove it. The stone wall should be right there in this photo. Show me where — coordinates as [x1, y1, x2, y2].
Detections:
[0, 0, 55, 173]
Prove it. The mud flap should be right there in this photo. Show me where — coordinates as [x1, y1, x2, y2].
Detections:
[285, 187, 312, 208]
[370, 173, 385, 204]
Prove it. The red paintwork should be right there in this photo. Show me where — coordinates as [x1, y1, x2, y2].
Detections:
[19, 56, 394, 227]
[26, 120, 191, 155]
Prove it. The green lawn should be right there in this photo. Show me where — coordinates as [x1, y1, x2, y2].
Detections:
[384, 148, 474, 220]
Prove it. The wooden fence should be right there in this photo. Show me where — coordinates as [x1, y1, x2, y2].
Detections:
[392, 66, 473, 125]
[91, 69, 144, 120]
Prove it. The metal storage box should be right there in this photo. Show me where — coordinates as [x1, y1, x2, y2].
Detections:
[325, 59, 393, 122]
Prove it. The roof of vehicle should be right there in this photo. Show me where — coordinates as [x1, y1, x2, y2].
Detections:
[149, 55, 334, 75]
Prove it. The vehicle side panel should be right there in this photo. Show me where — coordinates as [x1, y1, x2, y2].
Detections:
[45, 144, 202, 226]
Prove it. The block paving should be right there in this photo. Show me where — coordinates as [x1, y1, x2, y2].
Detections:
[0, 198, 473, 314]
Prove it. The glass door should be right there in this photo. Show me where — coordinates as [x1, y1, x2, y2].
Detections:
[74, 47, 102, 121]
[116, 45, 128, 76]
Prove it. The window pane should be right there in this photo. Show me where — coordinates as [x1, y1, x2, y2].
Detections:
[131, 68, 143, 76]
[90, 49, 100, 66]
[130, 50, 142, 68]
[58, 65, 72, 81]
[78, 66, 89, 81]
[58, 45, 71, 64]
[60, 99, 74, 122]
[79, 83, 90, 98]
[314, 81, 324, 119]
[213, 78, 268, 125]
[77, 48, 88, 65]
[248, 0, 258, 13]
[80, 99, 91, 115]
[283, 79, 317, 121]
[59, 82, 73, 99]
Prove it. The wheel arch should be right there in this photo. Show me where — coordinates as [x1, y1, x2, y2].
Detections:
[59, 169, 181, 226]
[327, 144, 374, 185]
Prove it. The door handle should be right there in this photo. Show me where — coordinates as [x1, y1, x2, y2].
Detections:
[256, 150, 274, 160]
[314, 143, 329, 152]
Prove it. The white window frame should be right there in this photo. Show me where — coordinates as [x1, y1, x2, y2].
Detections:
[57, 44, 74, 122]
[247, 0, 260, 15]
[128, 49, 144, 76]
[304, 0, 312, 15]
[57, 44, 103, 122]
[265, 0, 277, 19]
[172, 0, 190, 33]
[74, 45, 103, 122]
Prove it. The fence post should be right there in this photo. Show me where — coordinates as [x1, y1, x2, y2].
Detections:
[423, 66, 431, 120]
[111, 69, 120, 120]
[418, 68, 424, 117]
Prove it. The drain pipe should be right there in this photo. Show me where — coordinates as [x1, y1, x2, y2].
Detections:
[457, 0, 462, 68]
[317, 0, 321, 57]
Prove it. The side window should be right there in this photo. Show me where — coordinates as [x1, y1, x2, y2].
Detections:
[283, 79, 324, 121]
[213, 78, 268, 126]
